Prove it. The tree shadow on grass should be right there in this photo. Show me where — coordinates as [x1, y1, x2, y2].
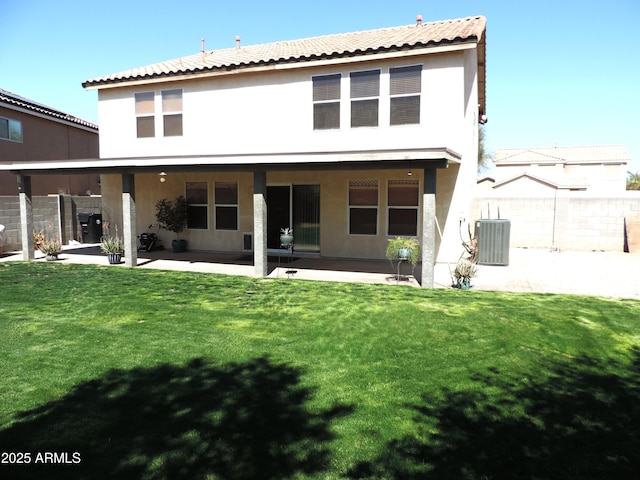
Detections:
[0, 357, 353, 479]
[349, 348, 640, 479]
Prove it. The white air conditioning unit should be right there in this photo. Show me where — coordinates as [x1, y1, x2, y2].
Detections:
[475, 219, 510, 266]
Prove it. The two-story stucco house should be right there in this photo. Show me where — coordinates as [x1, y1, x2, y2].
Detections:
[0, 88, 99, 196]
[3, 15, 486, 287]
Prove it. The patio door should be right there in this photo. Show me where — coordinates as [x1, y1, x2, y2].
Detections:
[267, 186, 290, 249]
[267, 185, 320, 252]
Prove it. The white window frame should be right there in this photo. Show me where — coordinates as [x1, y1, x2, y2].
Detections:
[348, 179, 379, 235]
[350, 69, 381, 128]
[214, 181, 239, 231]
[312, 73, 341, 130]
[134, 91, 155, 138]
[0, 116, 23, 143]
[186, 181, 209, 230]
[387, 179, 420, 236]
[161, 89, 183, 137]
[389, 65, 422, 126]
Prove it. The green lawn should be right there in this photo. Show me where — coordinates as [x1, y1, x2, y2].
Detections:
[1, 262, 639, 479]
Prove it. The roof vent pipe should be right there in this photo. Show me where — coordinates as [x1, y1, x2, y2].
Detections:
[201, 38, 205, 61]
[236, 36, 241, 49]
[416, 14, 422, 26]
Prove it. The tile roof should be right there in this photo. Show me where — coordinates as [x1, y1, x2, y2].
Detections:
[83, 15, 486, 89]
[0, 88, 98, 130]
[494, 145, 630, 165]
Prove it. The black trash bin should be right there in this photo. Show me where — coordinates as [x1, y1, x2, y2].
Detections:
[79, 213, 102, 243]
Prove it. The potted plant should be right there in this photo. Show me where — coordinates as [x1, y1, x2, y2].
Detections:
[453, 258, 478, 290]
[155, 196, 188, 252]
[386, 236, 420, 281]
[280, 227, 293, 247]
[39, 238, 62, 261]
[386, 237, 420, 266]
[100, 230, 124, 264]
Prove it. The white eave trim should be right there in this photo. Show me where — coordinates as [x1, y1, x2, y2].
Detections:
[0, 147, 461, 173]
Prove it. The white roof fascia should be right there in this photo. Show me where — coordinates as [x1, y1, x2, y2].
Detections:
[0, 148, 461, 172]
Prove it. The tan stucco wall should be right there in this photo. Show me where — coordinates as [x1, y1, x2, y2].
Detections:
[101, 167, 467, 261]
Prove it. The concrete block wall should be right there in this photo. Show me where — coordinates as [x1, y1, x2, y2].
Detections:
[0, 195, 102, 253]
[0, 197, 20, 253]
[471, 192, 640, 253]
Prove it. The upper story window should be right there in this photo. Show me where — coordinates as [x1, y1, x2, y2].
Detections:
[350, 70, 380, 128]
[162, 89, 183, 136]
[135, 90, 183, 138]
[135, 92, 155, 138]
[0, 116, 23, 142]
[390, 65, 422, 125]
[313, 74, 341, 130]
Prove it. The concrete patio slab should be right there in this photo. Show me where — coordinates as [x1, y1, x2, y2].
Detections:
[2, 245, 638, 300]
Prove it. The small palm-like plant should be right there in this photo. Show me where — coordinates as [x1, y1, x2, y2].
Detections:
[100, 235, 124, 255]
[39, 238, 62, 260]
[454, 258, 478, 289]
[280, 227, 293, 247]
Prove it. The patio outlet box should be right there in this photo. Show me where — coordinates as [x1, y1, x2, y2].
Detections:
[475, 219, 511, 266]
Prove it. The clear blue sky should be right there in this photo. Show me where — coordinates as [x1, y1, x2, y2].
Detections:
[1, 0, 639, 173]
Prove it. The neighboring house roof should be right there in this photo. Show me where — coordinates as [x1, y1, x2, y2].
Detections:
[492, 172, 589, 190]
[494, 145, 630, 166]
[476, 176, 495, 184]
[0, 88, 98, 131]
[83, 15, 486, 113]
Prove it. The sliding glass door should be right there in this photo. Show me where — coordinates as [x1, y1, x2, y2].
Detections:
[267, 184, 320, 252]
[293, 185, 320, 252]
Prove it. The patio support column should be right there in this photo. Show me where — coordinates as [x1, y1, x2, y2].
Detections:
[122, 173, 137, 268]
[18, 174, 34, 260]
[253, 170, 268, 277]
[420, 167, 437, 288]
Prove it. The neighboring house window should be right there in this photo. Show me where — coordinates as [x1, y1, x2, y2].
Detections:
[313, 74, 341, 130]
[186, 182, 208, 229]
[215, 182, 238, 230]
[388, 179, 419, 236]
[135, 92, 155, 138]
[350, 70, 380, 127]
[162, 89, 183, 136]
[390, 65, 421, 125]
[349, 180, 378, 235]
[0, 117, 23, 142]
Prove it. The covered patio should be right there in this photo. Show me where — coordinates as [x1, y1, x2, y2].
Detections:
[3, 147, 460, 288]
[0, 242, 423, 287]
